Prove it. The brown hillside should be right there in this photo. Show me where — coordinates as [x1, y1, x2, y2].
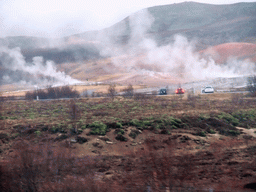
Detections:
[200, 42, 256, 64]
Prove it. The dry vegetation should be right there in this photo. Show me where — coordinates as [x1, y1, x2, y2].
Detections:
[1, 91, 256, 191]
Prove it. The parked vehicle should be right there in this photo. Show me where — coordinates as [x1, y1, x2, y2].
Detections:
[159, 88, 167, 95]
[175, 88, 185, 94]
[202, 86, 214, 93]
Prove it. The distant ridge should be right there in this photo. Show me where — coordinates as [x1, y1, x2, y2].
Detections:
[74, 1, 256, 48]
[0, 1, 255, 64]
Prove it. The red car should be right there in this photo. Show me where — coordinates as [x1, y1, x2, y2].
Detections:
[175, 88, 185, 94]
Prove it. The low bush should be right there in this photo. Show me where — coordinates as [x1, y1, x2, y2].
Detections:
[218, 112, 239, 126]
[122, 84, 134, 98]
[25, 86, 79, 100]
[232, 109, 256, 128]
[34, 130, 41, 137]
[115, 134, 127, 141]
[76, 136, 88, 144]
[129, 129, 141, 139]
[208, 129, 216, 134]
[197, 131, 206, 137]
[88, 121, 108, 135]
[228, 130, 240, 136]
[114, 128, 125, 135]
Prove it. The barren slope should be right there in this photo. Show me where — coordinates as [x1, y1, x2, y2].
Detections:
[200, 42, 256, 64]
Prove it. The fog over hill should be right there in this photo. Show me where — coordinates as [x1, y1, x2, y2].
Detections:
[74, 1, 256, 48]
[0, 1, 256, 86]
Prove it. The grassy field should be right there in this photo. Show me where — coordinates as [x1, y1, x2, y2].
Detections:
[1, 92, 256, 191]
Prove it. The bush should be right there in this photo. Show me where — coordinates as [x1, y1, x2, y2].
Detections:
[50, 126, 59, 134]
[25, 86, 79, 100]
[114, 128, 125, 135]
[129, 119, 141, 127]
[187, 93, 199, 107]
[107, 84, 116, 98]
[122, 84, 134, 98]
[115, 134, 127, 141]
[232, 109, 256, 124]
[76, 136, 88, 144]
[197, 131, 206, 137]
[218, 112, 239, 126]
[34, 130, 41, 137]
[129, 119, 153, 129]
[247, 75, 256, 97]
[88, 121, 108, 135]
[228, 130, 240, 136]
[106, 122, 122, 128]
[129, 129, 141, 139]
[208, 129, 216, 134]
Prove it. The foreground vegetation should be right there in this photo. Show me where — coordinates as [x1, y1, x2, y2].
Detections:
[1, 93, 256, 191]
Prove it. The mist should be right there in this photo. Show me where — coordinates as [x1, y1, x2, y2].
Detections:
[0, 6, 255, 88]
[0, 46, 81, 86]
[97, 8, 256, 83]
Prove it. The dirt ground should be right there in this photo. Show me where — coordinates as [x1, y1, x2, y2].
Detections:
[0, 94, 256, 191]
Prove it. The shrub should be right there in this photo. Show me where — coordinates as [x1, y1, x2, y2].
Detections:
[122, 84, 134, 98]
[163, 116, 183, 128]
[197, 131, 206, 137]
[34, 130, 41, 137]
[25, 86, 79, 100]
[115, 134, 127, 141]
[129, 130, 138, 139]
[70, 99, 80, 121]
[106, 122, 123, 128]
[88, 121, 108, 135]
[208, 129, 216, 134]
[247, 75, 256, 97]
[114, 128, 125, 135]
[130, 119, 141, 127]
[116, 122, 123, 128]
[81, 124, 87, 130]
[232, 109, 256, 125]
[76, 136, 88, 144]
[217, 112, 239, 126]
[187, 93, 199, 107]
[50, 126, 59, 134]
[228, 130, 240, 136]
[107, 84, 116, 98]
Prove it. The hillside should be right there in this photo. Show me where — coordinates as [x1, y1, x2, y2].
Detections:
[200, 42, 256, 64]
[74, 1, 256, 48]
[0, 2, 255, 86]
[1, 2, 256, 60]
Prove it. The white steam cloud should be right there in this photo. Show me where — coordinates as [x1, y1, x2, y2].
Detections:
[98, 9, 256, 83]
[0, 46, 81, 85]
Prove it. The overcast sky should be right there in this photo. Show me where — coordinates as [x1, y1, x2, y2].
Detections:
[0, 0, 255, 38]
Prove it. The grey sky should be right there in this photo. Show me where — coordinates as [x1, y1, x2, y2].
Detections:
[1, 0, 255, 38]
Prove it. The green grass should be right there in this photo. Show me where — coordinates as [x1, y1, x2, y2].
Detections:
[88, 121, 108, 135]
[217, 112, 239, 126]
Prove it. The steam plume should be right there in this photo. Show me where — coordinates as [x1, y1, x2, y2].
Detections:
[98, 9, 256, 83]
[0, 46, 81, 86]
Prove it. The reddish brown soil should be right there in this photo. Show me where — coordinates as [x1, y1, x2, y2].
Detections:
[200, 42, 256, 64]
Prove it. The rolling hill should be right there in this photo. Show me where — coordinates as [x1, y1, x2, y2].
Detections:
[0, 1, 255, 86]
[74, 1, 256, 48]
